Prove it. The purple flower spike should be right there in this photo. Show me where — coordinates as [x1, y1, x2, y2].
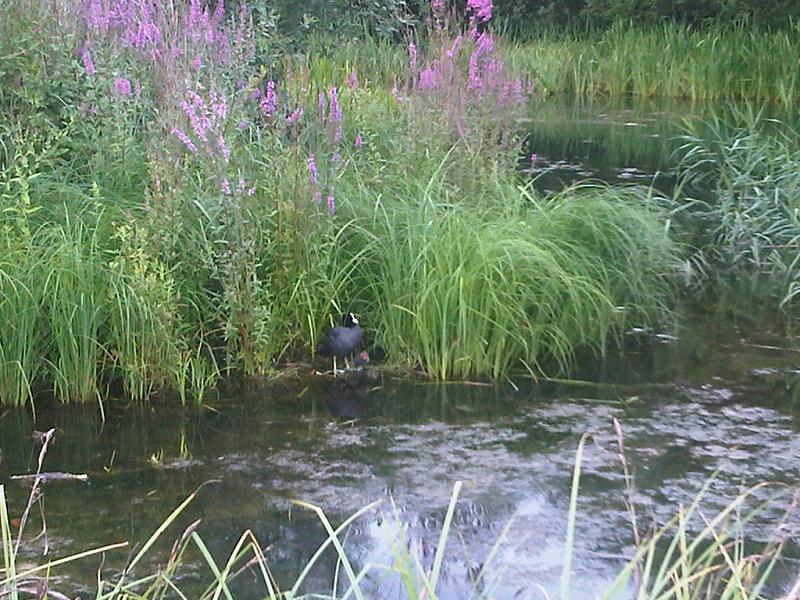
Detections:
[286, 107, 303, 125]
[347, 69, 359, 90]
[171, 127, 198, 154]
[307, 155, 318, 184]
[260, 80, 276, 118]
[113, 78, 131, 96]
[355, 134, 363, 148]
[318, 92, 327, 122]
[221, 178, 232, 195]
[327, 194, 336, 216]
[467, 0, 493, 24]
[81, 49, 95, 76]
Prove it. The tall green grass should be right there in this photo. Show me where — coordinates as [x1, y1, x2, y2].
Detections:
[353, 182, 676, 380]
[0, 246, 44, 408]
[503, 23, 800, 106]
[675, 110, 800, 313]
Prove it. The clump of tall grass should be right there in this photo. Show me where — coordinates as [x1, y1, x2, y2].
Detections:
[675, 111, 800, 313]
[503, 22, 800, 106]
[352, 180, 676, 380]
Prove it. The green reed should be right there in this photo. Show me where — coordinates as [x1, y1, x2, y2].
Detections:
[675, 110, 800, 313]
[351, 180, 676, 380]
[42, 223, 104, 404]
[503, 22, 800, 106]
[0, 248, 44, 408]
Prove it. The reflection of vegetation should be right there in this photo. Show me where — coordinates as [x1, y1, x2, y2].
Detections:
[522, 96, 685, 172]
[1, 435, 792, 599]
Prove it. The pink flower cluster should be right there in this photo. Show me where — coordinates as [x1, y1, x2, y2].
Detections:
[467, 0, 493, 25]
[220, 176, 255, 197]
[172, 87, 231, 163]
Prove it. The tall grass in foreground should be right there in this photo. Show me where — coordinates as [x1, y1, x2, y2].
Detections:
[1, 432, 794, 599]
[353, 183, 676, 379]
[503, 22, 800, 106]
[674, 111, 800, 314]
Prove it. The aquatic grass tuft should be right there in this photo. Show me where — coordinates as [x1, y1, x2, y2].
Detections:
[0, 248, 45, 408]
[675, 110, 800, 315]
[42, 223, 105, 404]
[354, 181, 676, 380]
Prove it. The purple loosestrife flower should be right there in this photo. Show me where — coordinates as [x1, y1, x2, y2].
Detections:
[113, 77, 132, 96]
[347, 69, 359, 90]
[328, 86, 343, 143]
[355, 134, 363, 148]
[180, 100, 209, 142]
[392, 85, 404, 103]
[171, 127, 198, 154]
[210, 87, 227, 120]
[286, 107, 303, 125]
[86, 0, 108, 30]
[221, 178, 232, 195]
[408, 42, 418, 74]
[307, 155, 318, 184]
[260, 80, 276, 118]
[447, 35, 462, 60]
[327, 194, 336, 216]
[212, 0, 225, 25]
[318, 92, 327, 122]
[419, 63, 442, 91]
[467, 0, 492, 24]
[217, 135, 230, 163]
[431, 0, 446, 21]
[81, 49, 95, 76]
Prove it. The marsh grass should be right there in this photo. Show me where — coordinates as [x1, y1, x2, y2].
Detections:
[0, 248, 44, 408]
[353, 181, 676, 380]
[675, 111, 800, 313]
[1, 431, 793, 599]
[42, 224, 105, 404]
[503, 23, 800, 106]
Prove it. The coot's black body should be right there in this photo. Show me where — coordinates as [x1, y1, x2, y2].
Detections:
[318, 313, 363, 373]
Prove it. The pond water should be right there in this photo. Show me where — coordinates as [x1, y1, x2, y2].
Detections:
[1, 98, 799, 599]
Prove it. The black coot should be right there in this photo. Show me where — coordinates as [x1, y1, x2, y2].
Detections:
[318, 313, 364, 374]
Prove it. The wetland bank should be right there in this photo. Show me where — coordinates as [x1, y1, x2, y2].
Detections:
[0, 0, 799, 597]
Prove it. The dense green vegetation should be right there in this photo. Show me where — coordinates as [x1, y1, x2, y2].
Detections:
[0, 0, 798, 407]
[0, 0, 681, 406]
[504, 23, 800, 106]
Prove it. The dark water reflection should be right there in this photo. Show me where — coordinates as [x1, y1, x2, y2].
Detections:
[0, 312, 798, 598]
[521, 96, 798, 196]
